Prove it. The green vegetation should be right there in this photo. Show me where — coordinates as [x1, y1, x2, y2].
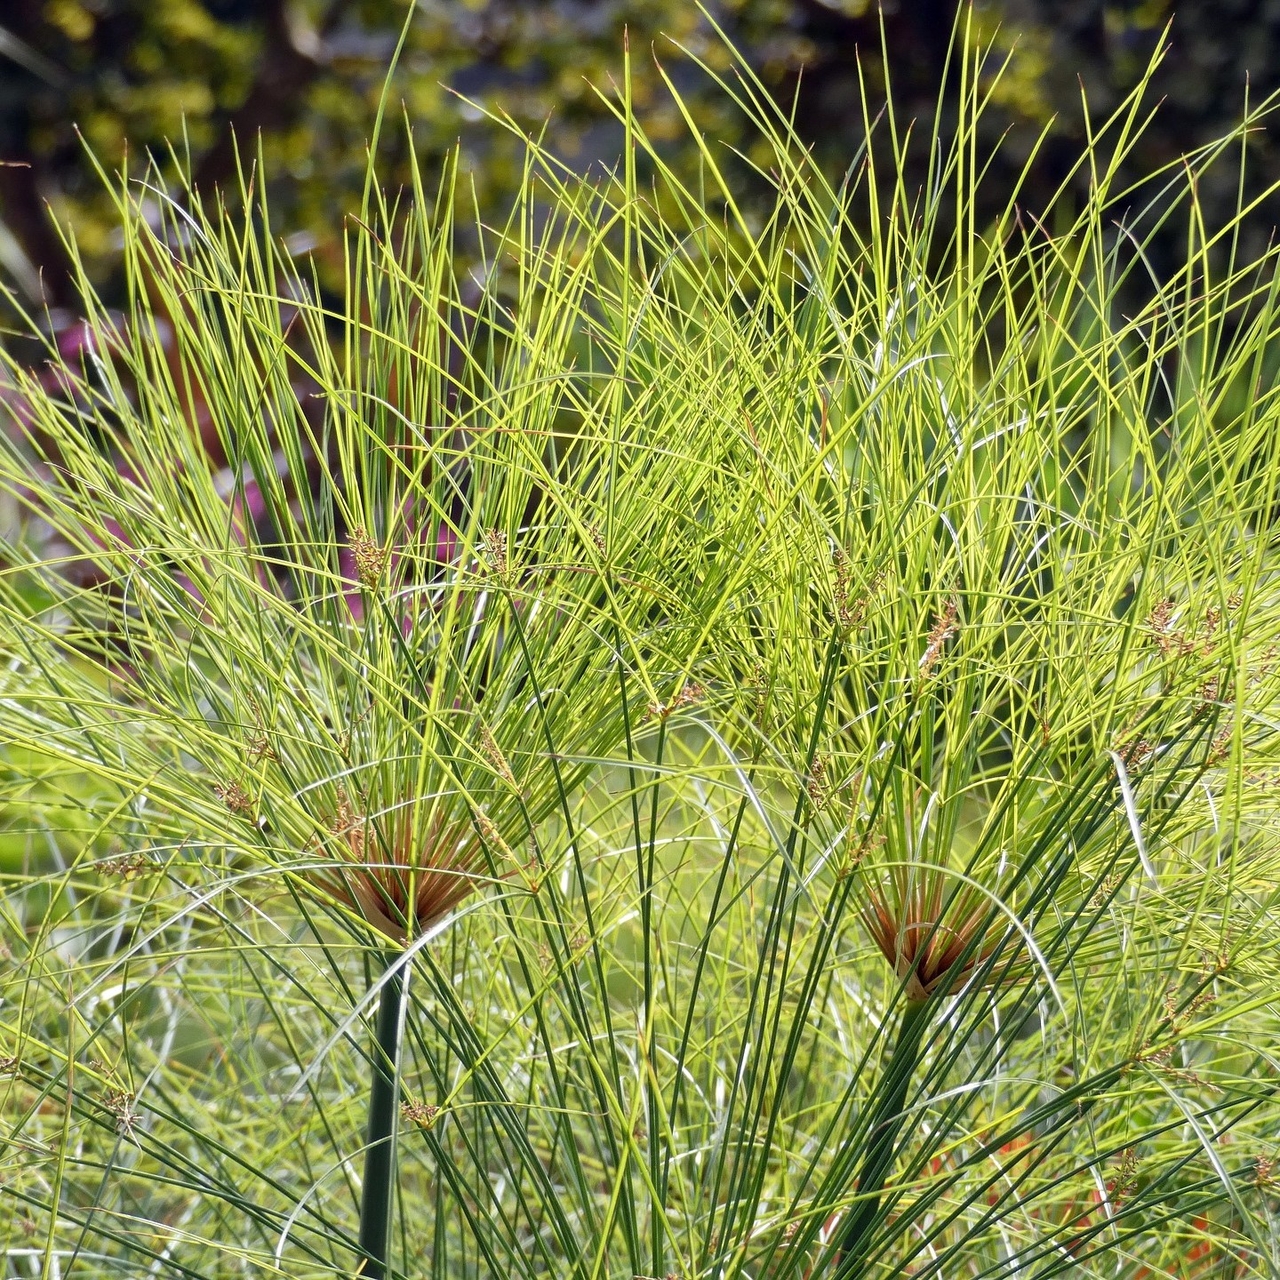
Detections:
[2, 24, 1280, 1280]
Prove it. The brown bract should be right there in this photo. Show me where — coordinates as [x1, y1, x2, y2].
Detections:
[860, 866, 1012, 1003]
[310, 793, 496, 944]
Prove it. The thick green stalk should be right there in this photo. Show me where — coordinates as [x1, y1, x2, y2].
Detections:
[359, 959, 407, 1279]
[835, 998, 932, 1279]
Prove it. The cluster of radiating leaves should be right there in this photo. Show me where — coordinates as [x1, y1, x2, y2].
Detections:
[2, 27, 1280, 1280]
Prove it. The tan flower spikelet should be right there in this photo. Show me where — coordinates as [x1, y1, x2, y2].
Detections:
[919, 599, 959, 678]
[643, 681, 706, 723]
[839, 828, 882, 881]
[833, 549, 883, 632]
[478, 723, 516, 788]
[474, 810, 513, 860]
[670, 681, 705, 711]
[482, 527, 509, 579]
[350, 526, 387, 590]
[215, 780, 253, 817]
[807, 753, 830, 812]
[401, 1099, 439, 1128]
[100, 851, 152, 879]
[1146, 597, 1177, 654]
[751, 662, 770, 728]
[833, 546, 853, 625]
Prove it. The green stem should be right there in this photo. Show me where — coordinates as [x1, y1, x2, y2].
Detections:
[835, 998, 932, 1279]
[359, 958, 407, 1279]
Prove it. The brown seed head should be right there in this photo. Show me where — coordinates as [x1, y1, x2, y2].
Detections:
[215, 781, 254, 817]
[807, 754, 830, 812]
[1147, 597, 1177, 654]
[643, 681, 705, 723]
[1203, 605, 1222, 645]
[350, 527, 387, 590]
[100, 851, 152, 879]
[401, 1099, 439, 1129]
[1107, 1147, 1139, 1206]
[834, 553, 882, 633]
[671, 682, 705, 710]
[483, 527, 509, 579]
[102, 1087, 139, 1139]
[1118, 738, 1153, 771]
[1196, 675, 1220, 714]
[920, 599, 958, 679]
[1206, 726, 1232, 767]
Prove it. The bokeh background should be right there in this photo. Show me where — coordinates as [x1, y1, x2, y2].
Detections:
[0, 0, 1276, 318]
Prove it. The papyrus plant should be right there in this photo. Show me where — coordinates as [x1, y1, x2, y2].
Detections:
[0, 121, 726, 1274]
[2, 15, 1280, 1280]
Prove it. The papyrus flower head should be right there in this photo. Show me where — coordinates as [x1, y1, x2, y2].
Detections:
[860, 862, 1013, 1004]
[310, 791, 501, 944]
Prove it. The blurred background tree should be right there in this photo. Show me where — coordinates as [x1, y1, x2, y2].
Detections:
[0, 0, 1276, 318]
